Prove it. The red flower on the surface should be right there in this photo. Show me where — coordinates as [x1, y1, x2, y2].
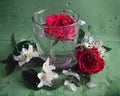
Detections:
[76, 47, 104, 74]
[44, 14, 76, 40]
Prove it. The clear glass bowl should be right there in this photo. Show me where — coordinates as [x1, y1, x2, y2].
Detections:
[32, 8, 80, 69]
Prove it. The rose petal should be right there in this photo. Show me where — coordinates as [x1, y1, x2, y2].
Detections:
[45, 14, 76, 40]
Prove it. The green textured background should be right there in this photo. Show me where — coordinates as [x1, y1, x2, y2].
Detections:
[0, 0, 120, 96]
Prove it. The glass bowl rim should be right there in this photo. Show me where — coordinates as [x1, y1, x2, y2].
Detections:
[32, 8, 80, 28]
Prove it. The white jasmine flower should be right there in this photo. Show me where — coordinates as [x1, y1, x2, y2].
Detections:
[14, 44, 39, 66]
[42, 58, 56, 73]
[98, 47, 106, 57]
[22, 44, 39, 62]
[37, 58, 58, 88]
[83, 36, 95, 48]
[63, 70, 80, 81]
[14, 53, 26, 66]
[64, 80, 77, 92]
[95, 42, 106, 57]
[86, 82, 97, 89]
[37, 72, 58, 88]
[83, 36, 105, 57]
[92, 41, 106, 57]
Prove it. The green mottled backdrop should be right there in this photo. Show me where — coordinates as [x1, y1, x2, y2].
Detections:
[0, 0, 120, 96]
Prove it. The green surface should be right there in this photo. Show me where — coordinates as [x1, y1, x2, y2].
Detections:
[0, 0, 120, 96]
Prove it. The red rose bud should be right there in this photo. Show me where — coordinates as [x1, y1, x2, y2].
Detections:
[76, 47, 104, 74]
[44, 14, 76, 40]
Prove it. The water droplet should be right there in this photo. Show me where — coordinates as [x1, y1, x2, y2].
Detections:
[114, 16, 117, 19]
[66, 2, 70, 7]
[87, 25, 91, 31]
[7, 81, 10, 84]
[61, 9, 66, 14]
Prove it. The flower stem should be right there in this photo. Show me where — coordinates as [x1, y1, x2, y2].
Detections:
[50, 40, 57, 60]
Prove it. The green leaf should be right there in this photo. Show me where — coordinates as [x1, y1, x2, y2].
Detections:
[13, 40, 31, 55]
[71, 64, 91, 85]
[102, 45, 112, 52]
[67, 76, 80, 87]
[17, 41, 36, 50]
[52, 79, 64, 88]
[5, 64, 16, 76]
[6, 54, 18, 66]
[27, 57, 45, 67]
[43, 78, 64, 90]
[80, 75, 91, 85]
[13, 40, 37, 56]
[77, 29, 85, 44]
[3, 54, 18, 76]
[31, 42, 37, 49]
[11, 33, 17, 49]
[22, 69, 40, 90]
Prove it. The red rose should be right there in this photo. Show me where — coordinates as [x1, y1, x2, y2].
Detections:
[76, 47, 104, 74]
[44, 14, 76, 40]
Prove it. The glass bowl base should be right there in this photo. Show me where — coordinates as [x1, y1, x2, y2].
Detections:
[41, 54, 77, 69]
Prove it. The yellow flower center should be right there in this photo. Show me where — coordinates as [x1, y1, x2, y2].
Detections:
[26, 52, 32, 58]
[41, 74, 47, 80]
[43, 66, 49, 72]
[20, 56, 26, 62]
